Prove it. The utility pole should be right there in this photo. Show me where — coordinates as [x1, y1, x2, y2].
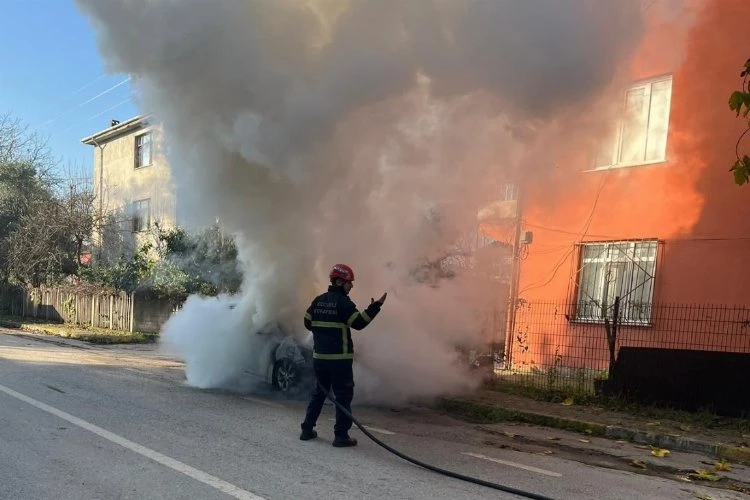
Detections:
[503, 182, 524, 370]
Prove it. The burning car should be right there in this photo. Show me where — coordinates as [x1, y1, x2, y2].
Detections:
[266, 333, 315, 393]
[226, 303, 315, 394]
[239, 328, 315, 394]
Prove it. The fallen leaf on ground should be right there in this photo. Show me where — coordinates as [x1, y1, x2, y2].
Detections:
[630, 460, 648, 469]
[646, 422, 661, 426]
[584, 429, 593, 435]
[688, 469, 722, 482]
[547, 436, 561, 441]
[651, 448, 671, 458]
[714, 460, 733, 472]
[503, 431, 516, 438]
[578, 439, 591, 443]
[537, 450, 554, 455]
[667, 433, 682, 437]
[562, 397, 574, 406]
[615, 440, 627, 444]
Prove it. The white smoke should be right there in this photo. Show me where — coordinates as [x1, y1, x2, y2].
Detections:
[76, 0, 644, 403]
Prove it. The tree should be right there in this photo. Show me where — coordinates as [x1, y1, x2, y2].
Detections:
[79, 242, 154, 293]
[729, 58, 750, 185]
[151, 223, 243, 299]
[0, 162, 54, 284]
[0, 114, 102, 286]
[79, 223, 243, 301]
[5, 175, 97, 286]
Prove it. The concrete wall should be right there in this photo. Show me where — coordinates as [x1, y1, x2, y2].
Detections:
[132, 295, 177, 334]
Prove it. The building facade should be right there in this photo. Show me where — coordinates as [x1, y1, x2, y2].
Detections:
[505, 0, 750, 372]
[82, 115, 178, 262]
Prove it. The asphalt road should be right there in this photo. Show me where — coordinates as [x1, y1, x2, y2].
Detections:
[0, 331, 744, 500]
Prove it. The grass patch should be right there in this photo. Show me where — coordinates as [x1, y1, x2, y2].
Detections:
[484, 378, 750, 435]
[0, 315, 157, 344]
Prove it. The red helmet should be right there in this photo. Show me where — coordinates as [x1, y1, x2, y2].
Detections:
[330, 263, 355, 282]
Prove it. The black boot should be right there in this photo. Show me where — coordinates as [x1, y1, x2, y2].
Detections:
[300, 428, 318, 441]
[332, 436, 357, 447]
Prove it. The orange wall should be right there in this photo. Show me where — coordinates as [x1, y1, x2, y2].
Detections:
[506, 0, 750, 371]
[518, 0, 750, 306]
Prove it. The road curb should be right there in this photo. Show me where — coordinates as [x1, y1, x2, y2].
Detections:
[438, 398, 607, 436]
[439, 397, 750, 466]
[0, 327, 93, 349]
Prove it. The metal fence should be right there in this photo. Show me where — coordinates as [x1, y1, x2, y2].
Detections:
[499, 299, 750, 395]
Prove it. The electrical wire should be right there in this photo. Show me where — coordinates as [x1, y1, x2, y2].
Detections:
[523, 222, 750, 243]
[517, 168, 611, 296]
[40, 77, 132, 128]
[318, 383, 557, 500]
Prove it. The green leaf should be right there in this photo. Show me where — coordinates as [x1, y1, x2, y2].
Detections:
[729, 91, 750, 116]
[731, 157, 750, 185]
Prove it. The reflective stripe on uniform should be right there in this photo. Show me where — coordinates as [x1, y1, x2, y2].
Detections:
[313, 352, 354, 360]
[346, 312, 359, 326]
[360, 310, 372, 323]
[311, 321, 345, 328]
[304, 312, 312, 320]
[310, 321, 350, 357]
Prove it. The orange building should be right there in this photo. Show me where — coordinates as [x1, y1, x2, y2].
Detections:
[505, 0, 750, 374]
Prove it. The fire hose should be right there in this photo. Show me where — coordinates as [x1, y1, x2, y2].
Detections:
[318, 382, 557, 500]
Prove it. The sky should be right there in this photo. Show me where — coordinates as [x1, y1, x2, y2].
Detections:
[0, 0, 140, 177]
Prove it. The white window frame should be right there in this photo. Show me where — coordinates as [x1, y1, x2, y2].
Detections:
[501, 183, 518, 201]
[132, 198, 151, 233]
[574, 239, 658, 325]
[135, 131, 153, 169]
[591, 75, 673, 171]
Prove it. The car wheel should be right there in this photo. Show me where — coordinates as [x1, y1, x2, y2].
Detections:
[273, 358, 299, 392]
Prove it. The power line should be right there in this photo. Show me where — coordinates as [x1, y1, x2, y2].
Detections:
[70, 74, 108, 97]
[518, 170, 612, 295]
[59, 97, 136, 134]
[524, 222, 750, 243]
[40, 77, 132, 128]
[87, 98, 133, 121]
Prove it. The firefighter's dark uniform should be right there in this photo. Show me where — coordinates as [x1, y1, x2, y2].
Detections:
[300, 284, 382, 440]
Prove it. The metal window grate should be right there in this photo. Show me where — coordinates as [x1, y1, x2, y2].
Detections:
[575, 240, 658, 324]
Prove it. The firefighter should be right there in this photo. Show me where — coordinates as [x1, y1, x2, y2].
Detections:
[299, 263, 387, 447]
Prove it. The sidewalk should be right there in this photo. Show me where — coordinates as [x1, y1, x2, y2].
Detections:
[440, 389, 750, 466]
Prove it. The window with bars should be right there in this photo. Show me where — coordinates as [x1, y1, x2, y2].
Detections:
[575, 240, 658, 324]
[593, 75, 673, 169]
[135, 132, 152, 168]
[501, 183, 518, 201]
[132, 198, 151, 233]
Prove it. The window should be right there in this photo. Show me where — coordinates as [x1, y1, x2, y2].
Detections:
[594, 75, 673, 169]
[575, 240, 658, 324]
[501, 183, 518, 201]
[135, 132, 152, 168]
[132, 198, 151, 232]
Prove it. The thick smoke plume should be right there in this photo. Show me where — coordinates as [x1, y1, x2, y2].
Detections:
[76, 0, 644, 403]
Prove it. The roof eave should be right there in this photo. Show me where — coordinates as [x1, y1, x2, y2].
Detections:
[80, 113, 154, 145]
